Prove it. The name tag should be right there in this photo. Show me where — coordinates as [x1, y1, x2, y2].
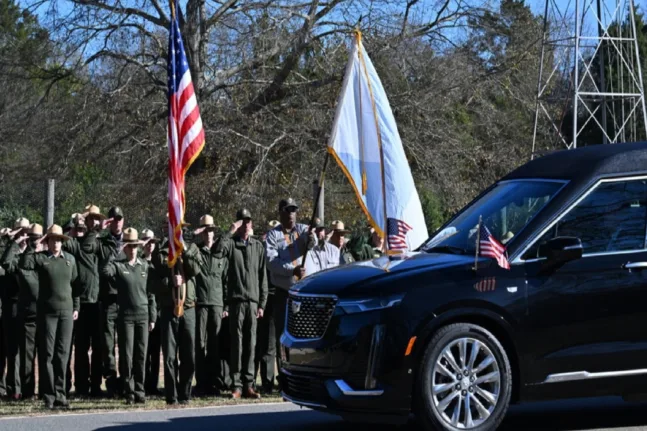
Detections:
[123, 271, 130, 275]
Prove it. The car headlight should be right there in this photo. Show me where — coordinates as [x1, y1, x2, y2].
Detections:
[337, 293, 405, 314]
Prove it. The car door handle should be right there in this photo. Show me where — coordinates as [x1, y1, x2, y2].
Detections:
[623, 262, 647, 270]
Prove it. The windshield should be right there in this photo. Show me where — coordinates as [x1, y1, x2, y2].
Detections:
[421, 180, 565, 254]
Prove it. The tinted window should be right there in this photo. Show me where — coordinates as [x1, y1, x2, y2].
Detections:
[524, 180, 647, 258]
[422, 180, 564, 253]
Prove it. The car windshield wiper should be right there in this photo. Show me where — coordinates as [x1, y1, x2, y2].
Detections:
[425, 245, 468, 255]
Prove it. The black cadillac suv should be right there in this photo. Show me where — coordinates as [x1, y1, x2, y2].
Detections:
[279, 141, 647, 430]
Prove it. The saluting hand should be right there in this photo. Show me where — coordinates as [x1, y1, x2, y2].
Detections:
[229, 220, 243, 234]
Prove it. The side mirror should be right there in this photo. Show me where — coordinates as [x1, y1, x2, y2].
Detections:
[537, 237, 583, 265]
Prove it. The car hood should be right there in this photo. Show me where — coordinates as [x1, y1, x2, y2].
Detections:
[290, 251, 476, 296]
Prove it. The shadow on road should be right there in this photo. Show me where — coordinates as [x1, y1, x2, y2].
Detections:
[91, 397, 647, 431]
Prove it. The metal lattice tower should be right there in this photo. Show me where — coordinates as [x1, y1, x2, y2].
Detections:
[531, 0, 647, 155]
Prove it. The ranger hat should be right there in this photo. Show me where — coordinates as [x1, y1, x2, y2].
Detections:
[14, 217, 30, 231]
[45, 224, 71, 242]
[194, 214, 217, 234]
[267, 220, 280, 230]
[331, 220, 350, 234]
[84, 204, 106, 220]
[141, 229, 159, 243]
[236, 208, 252, 220]
[108, 206, 124, 220]
[278, 198, 299, 212]
[0, 227, 11, 237]
[28, 223, 43, 238]
[122, 227, 145, 245]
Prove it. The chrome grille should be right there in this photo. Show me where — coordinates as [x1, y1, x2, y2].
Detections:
[287, 294, 337, 339]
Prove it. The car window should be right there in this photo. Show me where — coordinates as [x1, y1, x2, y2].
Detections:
[422, 180, 564, 253]
[523, 179, 647, 259]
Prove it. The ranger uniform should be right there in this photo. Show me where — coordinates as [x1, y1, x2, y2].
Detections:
[152, 223, 198, 405]
[101, 228, 156, 404]
[141, 229, 163, 395]
[16, 224, 80, 409]
[0, 227, 10, 397]
[186, 215, 228, 396]
[63, 207, 104, 397]
[0, 217, 30, 399]
[1, 223, 43, 399]
[220, 208, 268, 399]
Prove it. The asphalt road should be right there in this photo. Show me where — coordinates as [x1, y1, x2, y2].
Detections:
[1, 396, 647, 431]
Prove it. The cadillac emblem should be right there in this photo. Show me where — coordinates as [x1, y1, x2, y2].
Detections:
[291, 301, 301, 314]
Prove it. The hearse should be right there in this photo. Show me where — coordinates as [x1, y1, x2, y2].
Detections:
[279, 141, 647, 431]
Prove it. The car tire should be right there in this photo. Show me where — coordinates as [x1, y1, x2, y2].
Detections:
[416, 323, 512, 431]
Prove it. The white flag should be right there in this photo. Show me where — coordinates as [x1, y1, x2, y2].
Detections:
[327, 31, 428, 251]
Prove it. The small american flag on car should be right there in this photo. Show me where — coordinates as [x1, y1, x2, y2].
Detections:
[479, 223, 510, 270]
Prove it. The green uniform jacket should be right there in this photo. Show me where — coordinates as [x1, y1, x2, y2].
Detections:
[218, 233, 268, 311]
[17, 249, 80, 313]
[1, 242, 39, 313]
[151, 237, 198, 310]
[93, 232, 126, 299]
[101, 256, 156, 323]
[184, 242, 228, 307]
[63, 231, 100, 304]
[0, 241, 24, 303]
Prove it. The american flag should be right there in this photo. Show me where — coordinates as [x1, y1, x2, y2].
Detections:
[474, 277, 496, 292]
[167, 0, 205, 268]
[479, 223, 510, 269]
[387, 217, 412, 250]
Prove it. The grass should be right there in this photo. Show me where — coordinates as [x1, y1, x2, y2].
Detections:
[0, 393, 285, 417]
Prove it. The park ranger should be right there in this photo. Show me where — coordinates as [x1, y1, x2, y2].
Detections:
[63, 208, 104, 397]
[264, 198, 316, 384]
[254, 219, 280, 394]
[152, 216, 198, 405]
[0, 217, 30, 400]
[98, 206, 126, 397]
[101, 228, 156, 404]
[304, 218, 340, 277]
[221, 208, 268, 399]
[188, 215, 228, 396]
[1, 222, 43, 400]
[329, 220, 354, 264]
[14, 224, 80, 409]
[141, 229, 163, 396]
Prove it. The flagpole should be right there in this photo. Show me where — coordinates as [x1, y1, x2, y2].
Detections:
[473, 215, 482, 271]
[300, 152, 330, 269]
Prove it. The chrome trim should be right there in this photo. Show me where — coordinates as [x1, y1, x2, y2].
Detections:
[624, 261, 647, 269]
[281, 391, 327, 409]
[284, 292, 338, 341]
[513, 175, 647, 264]
[334, 379, 384, 396]
[542, 368, 647, 383]
[337, 298, 402, 312]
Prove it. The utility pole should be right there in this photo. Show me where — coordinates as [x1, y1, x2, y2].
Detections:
[44, 179, 55, 227]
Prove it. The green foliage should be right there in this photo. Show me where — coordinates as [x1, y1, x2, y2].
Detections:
[419, 189, 451, 234]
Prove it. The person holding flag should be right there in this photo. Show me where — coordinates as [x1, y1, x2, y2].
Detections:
[160, 0, 206, 405]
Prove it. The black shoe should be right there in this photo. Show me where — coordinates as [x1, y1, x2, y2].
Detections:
[166, 399, 178, 406]
[54, 400, 70, 409]
[179, 399, 189, 405]
[135, 395, 146, 404]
